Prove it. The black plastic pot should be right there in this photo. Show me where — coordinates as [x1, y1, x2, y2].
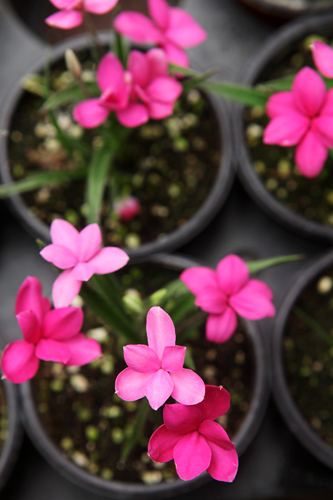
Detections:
[272, 250, 333, 470]
[237, 0, 333, 23]
[0, 31, 234, 262]
[0, 378, 23, 493]
[235, 13, 333, 243]
[19, 253, 270, 499]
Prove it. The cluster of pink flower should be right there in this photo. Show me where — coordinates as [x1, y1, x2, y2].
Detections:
[264, 41, 333, 178]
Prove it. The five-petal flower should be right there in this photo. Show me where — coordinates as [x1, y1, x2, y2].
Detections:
[40, 219, 129, 308]
[45, 0, 119, 30]
[115, 306, 205, 410]
[1, 277, 102, 383]
[180, 255, 275, 344]
[148, 385, 238, 481]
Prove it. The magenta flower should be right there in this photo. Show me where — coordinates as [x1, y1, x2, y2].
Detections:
[40, 219, 129, 308]
[114, 0, 207, 67]
[180, 255, 275, 344]
[114, 195, 141, 222]
[312, 40, 333, 78]
[73, 53, 149, 129]
[263, 67, 333, 178]
[115, 307, 205, 410]
[0, 277, 102, 383]
[148, 385, 238, 481]
[45, 0, 119, 30]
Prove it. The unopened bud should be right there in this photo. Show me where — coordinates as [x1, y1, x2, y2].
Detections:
[114, 196, 141, 222]
[148, 288, 167, 306]
[21, 74, 47, 97]
[65, 49, 82, 79]
[122, 289, 143, 315]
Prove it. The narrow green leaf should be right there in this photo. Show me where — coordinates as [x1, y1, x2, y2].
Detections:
[43, 82, 99, 110]
[145, 279, 189, 308]
[90, 274, 130, 319]
[168, 292, 196, 325]
[184, 347, 196, 371]
[182, 68, 219, 94]
[120, 399, 150, 462]
[200, 81, 269, 107]
[86, 147, 114, 223]
[169, 63, 199, 77]
[247, 254, 302, 274]
[256, 74, 295, 92]
[0, 167, 87, 198]
[114, 32, 128, 68]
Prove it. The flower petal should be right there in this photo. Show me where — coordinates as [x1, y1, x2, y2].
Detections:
[266, 91, 295, 119]
[295, 129, 328, 178]
[216, 255, 249, 295]
[146, 307, 175, 359]
[35, 338, 71, 364]
[62, 334, 102, 365]
[71, 262, 95, 281]
[163, 403, 202, 433]
[83, 0, 118, 14]
[206, 308, 237, 344]
[73, 98, 110, 128]
[166, 8, 207, 48]
[145, 369, 174, 410]
[229, 279, 275, 320]
[148, 0, 169, 30]
[148, 101, 174, 119]
[116, 102, 149, 127]
[312, 115, 333, 148]
[180, 267, 217, 296]
[206, 439, 238, 482]
[173, 432, 211, 481]
[114, 12, 162, 44]
[320, 88, 333, 116]
[1, 340, 39, 383]
[124, 345, 160, 373]
[49, 0, 75, 8]
[146, 76, 182, 103]
[263, 114, 309, 147]
[77, 223, 101, 262]
[199, 420, 235, 451]
[88, 247, 129, 274]
[45, 10, 83, 29]
[15, 277, 44, 323]
[147, 48, 168, 79]
[163, 42, 189, 68]
[292, 67, 326, 117]
[128, 51, 149, 89]
[115, 367, 152, 401]
[148, 424, 183, 463]
[40, 244, 77, 269]
[97, 53, 124, 94]
[16, 311, 40, 344]
[52, 269, 82, 308]
[312, 40, 333, 78]
[195, 285, 227, 314]
[50, 219, 79, 253]
[42, 307, 83, 340]
[169, 368, 205, 405]
[162, 345, 185, 372]
[196, 385, 230, 421]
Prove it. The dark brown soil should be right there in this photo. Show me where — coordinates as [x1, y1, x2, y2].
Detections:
[283, 265, 333, 448]
[32, 262, 255, 485]
[244, 35, 333, 227]
[0, 381, 8, 455]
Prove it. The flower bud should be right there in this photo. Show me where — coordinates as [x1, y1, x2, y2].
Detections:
[122, 289, 143, 315]
[65, 49, 82, 79]
[114, 196, 141, 222]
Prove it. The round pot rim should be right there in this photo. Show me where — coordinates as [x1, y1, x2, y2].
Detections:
[272, 249, 333, 469]
[0, 379, 23, 492]
[234, 12, 333, 243]
[19, 252, 270, 499]
[0, 31, 235, 262]
[238, 0, 333, 19]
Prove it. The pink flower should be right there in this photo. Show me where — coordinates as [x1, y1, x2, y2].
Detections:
[148, 385, 238, 481]
[114, 196, 141, 222]
[73, 53, 149, 129]
[115, 307, 205, 410]
[127, 48, 183, 120]
[45, 0, 119, 30]
[40, 219, 129, 308]
[0, 277, 102, 383]
[311, 40, 333, 78]
[263, 67, 333, 178]
[114, 0, 207, 67]
[180, 255, 275, 344]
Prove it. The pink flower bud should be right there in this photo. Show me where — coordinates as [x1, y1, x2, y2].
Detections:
[114, 196, 141, 222]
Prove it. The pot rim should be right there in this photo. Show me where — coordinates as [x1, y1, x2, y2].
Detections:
[234, 12, 333, 243]
[272, 249, 333, 469]
[0, 31, 235, 263]
[19, 252, 270, 499]
[238, 0, 333, 20]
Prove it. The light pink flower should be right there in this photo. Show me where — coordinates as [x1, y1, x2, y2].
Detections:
[0, 277, 101, 383]
[40, 219, 129, 308]
[115, 307, 205, 410]
[127, 48, 183, 120]
[73, 52, 149, 129]
[311, 40, 333, 78]
[114, 0, 207, 67]
[263, 67, 333, 178]
[45, 0, 119, 30]
[148, 385, 238, 481]
[180, 255, 275, 344]
[114, 196, 141, 222]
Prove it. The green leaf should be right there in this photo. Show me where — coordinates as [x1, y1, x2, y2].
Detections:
[145, 279, 189, 308]
[182, 68, 219, 94]
[120, 399, 150, 462]
[90, 274, 130, 318]
[0, 167, 87, 198]
[85, 147, 114, 224]
[43, 82, 99, 110]
[184, 347, 196, 371]
[167, 292, 196, 325]
[256, 74, 295, 92]
[114, 32, 128, 68]
[169, 63, 199, 77]
[247, 254, 302, 274]
[200, 81, 269, 107]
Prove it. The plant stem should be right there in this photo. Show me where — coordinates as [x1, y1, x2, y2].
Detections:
[294, 306, 333, 348]
[83, 12, 104, 62]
